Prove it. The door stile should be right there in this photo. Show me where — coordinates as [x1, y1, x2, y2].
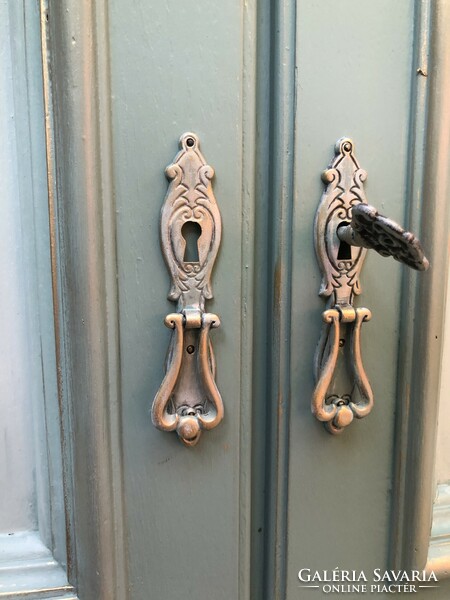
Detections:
[249, 0, 274, 597]
[258, 1, 298, 598]
[40, 1, 129, 597]
[389, 0, 432, 572]
[239, 0, 260, 598]
[391, 0, 450, 574]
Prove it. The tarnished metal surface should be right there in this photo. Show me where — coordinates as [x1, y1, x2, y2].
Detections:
[313, 138, 373, 434]
[338, 203, 430, 271]
[151, 133, 223, 446]
[313, 137, 429, 434]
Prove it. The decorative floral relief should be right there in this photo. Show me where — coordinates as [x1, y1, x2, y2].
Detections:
[152, 133, 223, 447]
[160, 133, 221, 310]
[313, 138, 373, 434]
[315, 137, 368, 304]
[351, 204, 429, 272]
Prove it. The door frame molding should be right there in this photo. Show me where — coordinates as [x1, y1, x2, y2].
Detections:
[41, 1, 128, 596]
[391, 0, 450, 575]
[39, 0, 450, 591]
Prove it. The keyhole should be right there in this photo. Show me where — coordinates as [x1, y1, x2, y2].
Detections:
[337, 221, 352, 260]
[181, 221, 202, 263]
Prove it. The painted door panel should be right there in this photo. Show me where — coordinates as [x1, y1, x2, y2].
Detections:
[3, 0, 449, 599]
[106, 1, 449, 597]
[109, 2, 253, 598]
[289, 0, 413, 585]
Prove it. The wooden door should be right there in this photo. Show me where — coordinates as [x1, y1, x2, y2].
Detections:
[2, 1, 450, 599]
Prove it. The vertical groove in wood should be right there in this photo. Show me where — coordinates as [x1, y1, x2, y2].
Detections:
[240, 1, 258, 599]
[390, 0, 432, 570]
[263, 1, 297, 598]
[39, 0, 75, 579]
[250, 1, 271, 598]
[40, 1, 128, 597]
[391, 0, 450, 571]
[93, 1, 129, 596]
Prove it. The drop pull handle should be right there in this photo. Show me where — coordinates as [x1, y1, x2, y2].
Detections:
[313, 138, 429, 434]
[151, 133, 223, 447]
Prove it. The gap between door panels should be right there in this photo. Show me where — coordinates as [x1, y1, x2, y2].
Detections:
[247, 1, 297, 599]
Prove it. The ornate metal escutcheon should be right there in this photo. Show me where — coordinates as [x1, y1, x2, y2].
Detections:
[313, 137, 429, 434]
[151, 133, 223, 447]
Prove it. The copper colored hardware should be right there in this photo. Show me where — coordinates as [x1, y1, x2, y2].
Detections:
[151, 133, 223, 446]
[313, 138, 429, 434]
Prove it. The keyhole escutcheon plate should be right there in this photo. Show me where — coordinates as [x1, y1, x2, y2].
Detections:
[313, 138, 373, 434]
[160, 133, 221, 311]
[152, 133, 223, 446]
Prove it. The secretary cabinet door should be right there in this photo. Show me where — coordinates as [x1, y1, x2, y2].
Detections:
[110, 7, 255, 599]
[279, 2, 450, 599]
[46, 0, 259, 598]
[43, 0, 450, 599]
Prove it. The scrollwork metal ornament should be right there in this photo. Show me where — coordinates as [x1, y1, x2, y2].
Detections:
[313, 137, 429, 434]
[151, 133, 223, 446]
[313, 137, 373, 434]
[338, 203, 429, 271]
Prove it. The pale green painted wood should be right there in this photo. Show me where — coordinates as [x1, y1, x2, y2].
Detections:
[44, 1, 128, 596]
[109, 1, 257, 598]
[288, 1, 413, 590]
[8, 0, 67, 563]
[33, 0, 450, 598]
[393, 0, 450, 579]
[0, 0, 72, 596]
[106, 0, 450, 597]
[0, 0, 37, 534]
[283, 1, 450, 599]
[1, 0, 65, 557]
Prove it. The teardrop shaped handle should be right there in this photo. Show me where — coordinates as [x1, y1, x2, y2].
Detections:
[151, 312, 223, 447]
[312, 306, 373, 435]
[151, 133, 223, 447]
[312, 137, 427, 434]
